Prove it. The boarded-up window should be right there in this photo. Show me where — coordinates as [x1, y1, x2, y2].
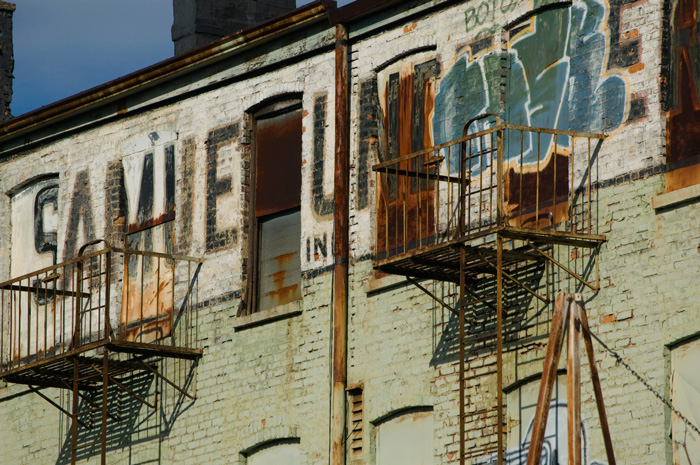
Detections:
[257, 209, 301, 312]
[248, 104, 302, 313]
[671, 338, 700, 465]
[376, 408, 433, 465]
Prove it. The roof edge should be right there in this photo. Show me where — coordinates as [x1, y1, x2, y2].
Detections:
[0, 2, 327, 143]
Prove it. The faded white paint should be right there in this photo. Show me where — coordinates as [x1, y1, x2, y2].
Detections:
[376, 409, 433, 465]
[10, 177, 58, 278]
[8, 177, 63, 361]
[121, 132, 177, 229]
[671, 338, 700, 465]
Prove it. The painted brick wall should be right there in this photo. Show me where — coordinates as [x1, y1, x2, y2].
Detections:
[1, 0, 699, 464]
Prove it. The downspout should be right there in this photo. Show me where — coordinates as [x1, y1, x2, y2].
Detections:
[331, 22, 349, 465]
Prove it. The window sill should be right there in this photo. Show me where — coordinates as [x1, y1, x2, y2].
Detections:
[234, 300, 302, 331]
[651, 184, 700, 210]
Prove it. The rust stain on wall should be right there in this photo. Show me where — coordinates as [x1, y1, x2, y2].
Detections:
[664, 0, 700, 191]
[120, 223, 175, 344]
[504, 152, 570, 229]
[377, 59, 439, 255]
[121, 263, 174, 343]
[264, 252, 300, 307]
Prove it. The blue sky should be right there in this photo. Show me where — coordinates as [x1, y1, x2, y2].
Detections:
[11, 0, 352, 117]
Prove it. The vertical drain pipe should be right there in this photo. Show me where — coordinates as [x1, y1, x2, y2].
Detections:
[331, 22, 349, 465]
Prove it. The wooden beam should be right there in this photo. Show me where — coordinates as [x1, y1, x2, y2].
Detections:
[568, 296, 582, 465]
[526, 294, 569, 465]
[578, 297, 617, 465]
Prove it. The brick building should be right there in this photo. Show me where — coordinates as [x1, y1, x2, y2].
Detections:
[0, 0, 698, 464]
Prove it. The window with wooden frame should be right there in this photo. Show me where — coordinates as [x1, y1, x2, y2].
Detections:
[240, 98, 303, 316]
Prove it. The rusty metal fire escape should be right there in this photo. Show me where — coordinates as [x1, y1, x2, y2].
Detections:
[372, 115, 609, 465]
[0, 240, 203, 465]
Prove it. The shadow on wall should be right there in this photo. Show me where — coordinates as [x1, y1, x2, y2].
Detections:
[55, 359, 197, 465]
[430, 259, 547, 367]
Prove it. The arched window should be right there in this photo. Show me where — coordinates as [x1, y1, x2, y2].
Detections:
[243, 438, 300, 465]
[375, 408, 434, 465]
[241, 96, 303, 315]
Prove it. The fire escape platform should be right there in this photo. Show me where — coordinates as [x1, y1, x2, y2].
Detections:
[1, 351, 153, 391]
[1, 340, 202, 392]
[375, 226, 605, 284]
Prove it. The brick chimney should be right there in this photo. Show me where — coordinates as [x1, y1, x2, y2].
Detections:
[172, 0, 297, 56]
[0, 1, 14, 121]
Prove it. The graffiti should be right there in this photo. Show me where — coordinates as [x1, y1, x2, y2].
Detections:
[661, 0, 700, 191]
[312, 94, 334, 217]
[305, 233, 328, 262]
[436, 0, 630, 151]
[465, 0, 519, 35]
[478, 402, 607, 465]
[206, 122, 239, 251]
[433, 0, 636, 227]
[607, 0, 643, 70]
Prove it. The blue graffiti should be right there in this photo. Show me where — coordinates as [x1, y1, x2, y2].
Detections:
[433, 0, 628, 175]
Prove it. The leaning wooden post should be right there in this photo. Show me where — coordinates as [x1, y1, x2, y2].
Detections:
[568, 295, 582, 465]
[577, 296, 617, 465]
[526, 293, 570, 465]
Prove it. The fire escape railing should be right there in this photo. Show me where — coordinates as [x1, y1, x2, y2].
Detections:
[372, 123, 604, 262]
[0, 244, 203, 375]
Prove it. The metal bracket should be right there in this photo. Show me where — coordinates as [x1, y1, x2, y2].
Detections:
[525, 239, 599, 291]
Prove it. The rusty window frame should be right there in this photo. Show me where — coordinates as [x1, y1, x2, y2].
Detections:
[241, 97, 303, 317]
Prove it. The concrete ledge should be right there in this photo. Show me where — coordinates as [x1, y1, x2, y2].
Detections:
[234, 300, 302, 330]
[651, 184, 700, 210]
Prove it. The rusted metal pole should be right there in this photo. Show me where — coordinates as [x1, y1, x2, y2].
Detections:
[331, 22, 349, 465]
[459, 246, 466, 465]
[71, 358, 79, 465]
[496, 235, 504, 465]
[101, 349, 109, 465]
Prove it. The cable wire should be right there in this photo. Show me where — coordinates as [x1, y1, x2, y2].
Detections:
[585, 327, 700, 437]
